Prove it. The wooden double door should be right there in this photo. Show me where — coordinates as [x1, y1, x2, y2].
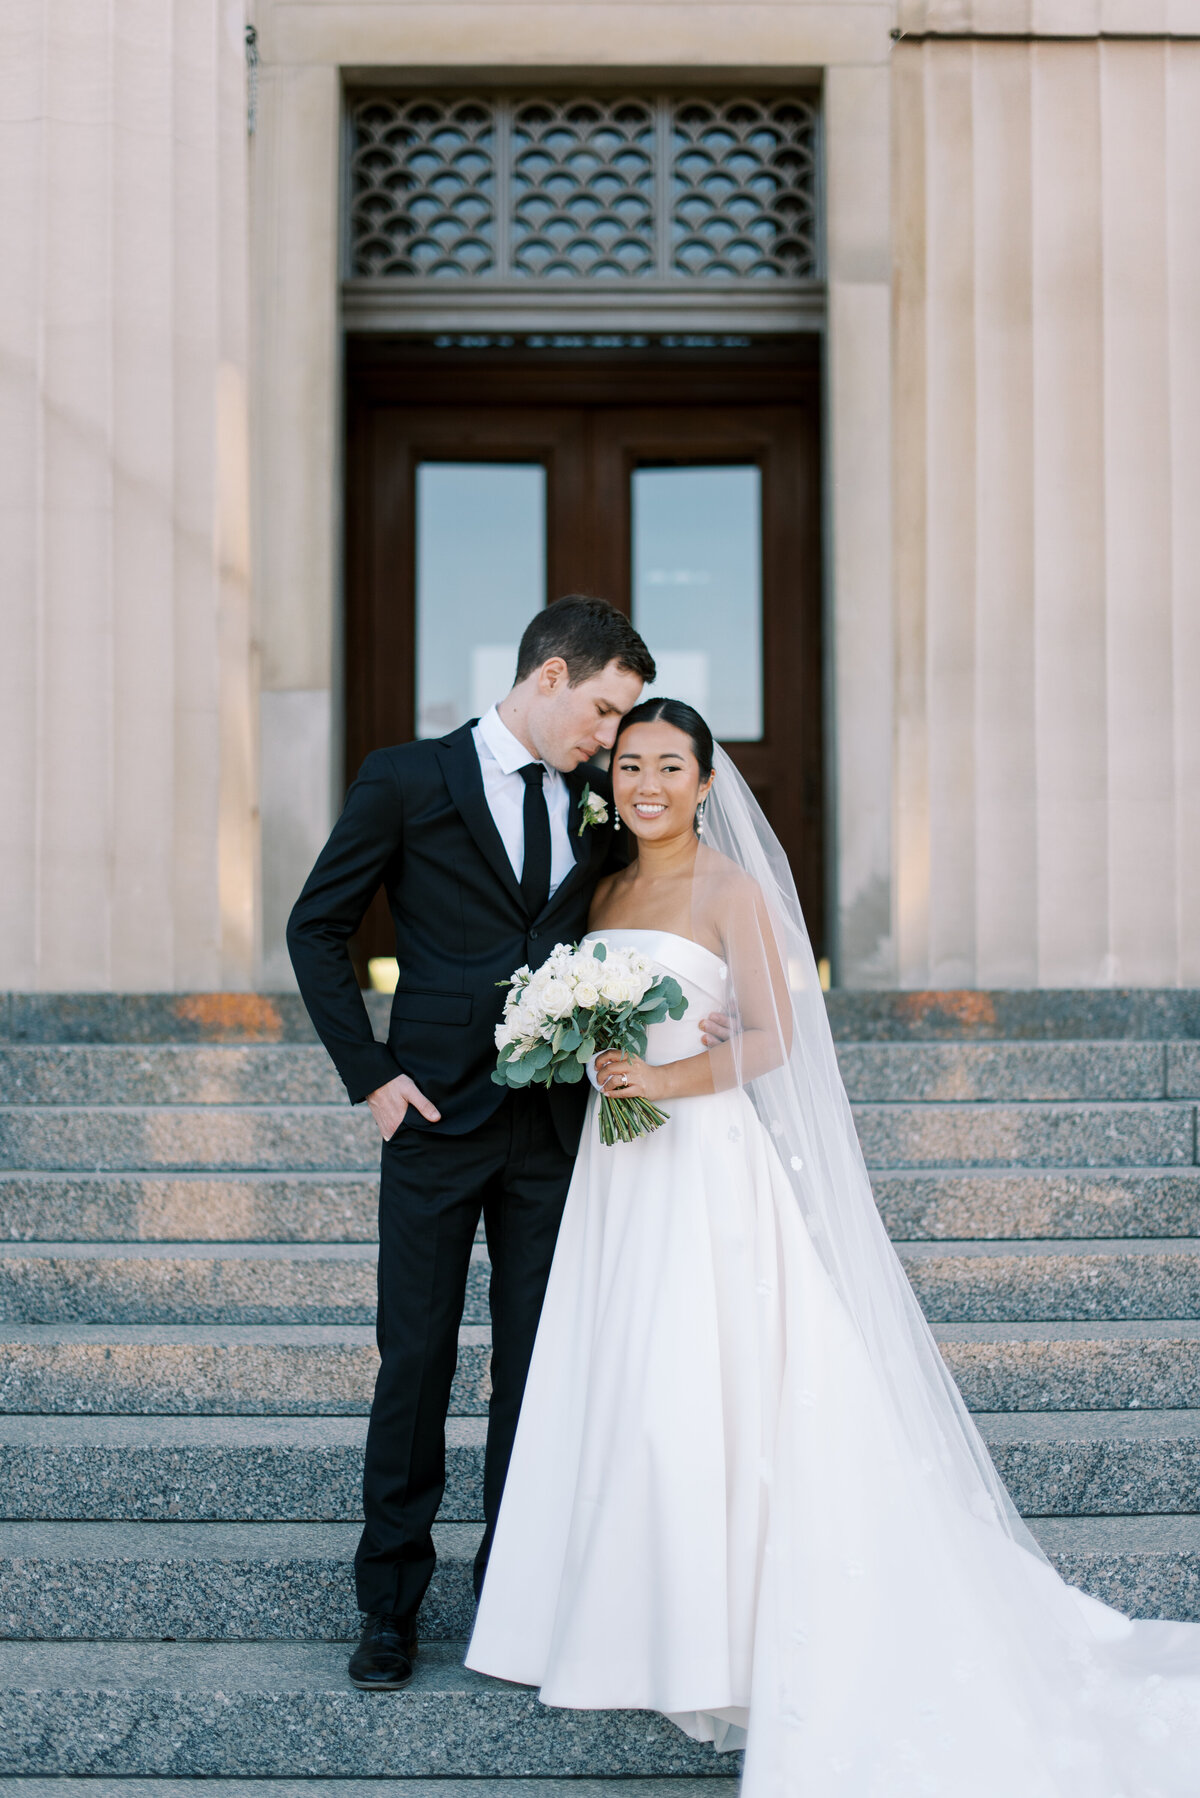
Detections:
[345, 343, 825, 957]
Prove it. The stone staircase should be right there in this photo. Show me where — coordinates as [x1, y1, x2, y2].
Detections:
[0, 988, 1198, 1791]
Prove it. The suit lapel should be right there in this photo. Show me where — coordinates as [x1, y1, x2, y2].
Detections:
[435, 725, 526, 914]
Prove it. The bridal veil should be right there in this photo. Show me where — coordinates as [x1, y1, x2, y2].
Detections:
[690, 746, 1200, 1797]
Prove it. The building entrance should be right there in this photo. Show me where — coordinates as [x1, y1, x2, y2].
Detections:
[345, 338, 824, 967]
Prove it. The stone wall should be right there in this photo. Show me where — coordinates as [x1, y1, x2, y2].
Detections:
[892, 33, 1200, 987]
[0, 0, 257, 991]
[4, 0, 1198, 994]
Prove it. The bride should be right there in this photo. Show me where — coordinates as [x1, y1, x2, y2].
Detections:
[466, 697, 1200, 1795]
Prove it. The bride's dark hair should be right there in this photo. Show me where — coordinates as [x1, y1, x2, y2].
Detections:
[613, 697, 715, 780]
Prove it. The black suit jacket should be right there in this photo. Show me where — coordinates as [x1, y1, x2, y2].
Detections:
[286, 722, 614, 1153]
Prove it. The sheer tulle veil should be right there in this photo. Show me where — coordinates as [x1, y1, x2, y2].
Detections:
[697, 744, 1038, 1557]
[695, 745, 1200, 1796]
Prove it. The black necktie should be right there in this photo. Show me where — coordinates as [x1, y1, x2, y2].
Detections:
[518, 762, 552, 917]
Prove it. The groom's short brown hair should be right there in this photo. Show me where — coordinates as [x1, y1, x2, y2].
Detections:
[515, 595, 656, 688]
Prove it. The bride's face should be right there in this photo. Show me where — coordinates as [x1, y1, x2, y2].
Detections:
[612, 721, 712, 844]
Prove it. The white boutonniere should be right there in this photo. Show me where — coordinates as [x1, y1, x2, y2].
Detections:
[576, 783, 609, 837]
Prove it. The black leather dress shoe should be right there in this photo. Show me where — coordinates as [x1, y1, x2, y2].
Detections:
[348, 1612, 419, 1690]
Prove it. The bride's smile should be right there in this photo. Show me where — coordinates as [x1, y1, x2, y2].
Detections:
[611, 718, 713, 846]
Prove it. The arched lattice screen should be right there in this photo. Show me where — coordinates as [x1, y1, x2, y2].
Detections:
[348, 94, 820, 283]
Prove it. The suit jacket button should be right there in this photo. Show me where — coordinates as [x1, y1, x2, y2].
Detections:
[528, 928, 540, 941]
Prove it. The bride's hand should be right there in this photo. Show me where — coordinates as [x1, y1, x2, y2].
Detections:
[594, 1050, 667, 1102]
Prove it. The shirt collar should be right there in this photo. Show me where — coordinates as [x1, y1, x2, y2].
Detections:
[477, 704, 553, 778]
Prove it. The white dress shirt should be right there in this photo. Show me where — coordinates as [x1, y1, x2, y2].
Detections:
[472, 706, 576, 900]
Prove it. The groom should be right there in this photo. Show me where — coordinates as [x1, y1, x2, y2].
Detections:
[287, 595, 656, 1690]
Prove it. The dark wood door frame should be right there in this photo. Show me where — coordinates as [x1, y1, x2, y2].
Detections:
[346, 405, 590, 775]
[344, 340, 825, 960]
[586, 405, 823, 945]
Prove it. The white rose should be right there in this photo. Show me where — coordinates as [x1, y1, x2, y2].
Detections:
[573, 981, 600, 1011]
[600, 970, 638, 1004]
[494, 1020, 515, 1050]
[538, 978, 575, 1020]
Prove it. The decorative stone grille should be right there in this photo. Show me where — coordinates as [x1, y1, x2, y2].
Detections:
[350, 96, 496, 277]
[510, 97, 657, 279]
[671, 98, 818, 278]
[347, 93, 819, 283]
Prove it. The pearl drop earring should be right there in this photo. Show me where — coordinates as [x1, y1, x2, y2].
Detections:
[696, 799, 707, 837]
[613, 811, 621, 832]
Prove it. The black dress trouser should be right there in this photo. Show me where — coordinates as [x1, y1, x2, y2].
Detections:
[354, 1087, 575, 1619]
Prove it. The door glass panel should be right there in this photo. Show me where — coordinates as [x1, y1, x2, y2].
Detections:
[631, 465, 763, 740]
[416, 462, 546, 737]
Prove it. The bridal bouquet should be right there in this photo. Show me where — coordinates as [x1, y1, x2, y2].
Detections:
[492, 940, 688, 1145]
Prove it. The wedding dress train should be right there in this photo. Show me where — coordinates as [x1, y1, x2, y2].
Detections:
[467, 925, 1200, 1796]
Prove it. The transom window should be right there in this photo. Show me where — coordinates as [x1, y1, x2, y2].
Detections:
[347, 93, 820, 286]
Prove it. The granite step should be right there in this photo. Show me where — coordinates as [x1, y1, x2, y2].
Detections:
[0, 1520, 481, 1642]
[0, 1782, 734, 1798]
[3, 1513, 1199, 1646]
[7, 1317, 1200, 1416]
[0, 1172, 517, 1245]
[0, 1639, 729, 1778]
[934, 1319, 1200, 1410]
[4, 1167, 1199, 1246]
[2, 992, 1200, 1050]
[872, 1167, 1200, 1240]
[5, 988, 1199, 1046]
[896, 1238, 1200, 1322]
[3, 1040, 1191, 1108]
[2, 1099, 1195, 1174]
[0, 1325, 487, 1416]
[0, 1415, 481, 1522]
[0, 1046, 345, 1107]
[979, 1410, 1200, 1516]
[3, 1519, 1200, 1776]
[853, 1100, 1195, 1169]
[0, 1243, 483, 1328]
[1030, 1514, 1200, 1618]
[836, 1040, 1179, 1102]
[2, 1408, 1200, 1530]
[4, 1237, 1200, 1327]
[822, 991, 1200, 1044]
[0, 1108, 380, 1174]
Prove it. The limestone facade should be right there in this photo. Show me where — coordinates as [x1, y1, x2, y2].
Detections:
[2, 1, 1196, 990]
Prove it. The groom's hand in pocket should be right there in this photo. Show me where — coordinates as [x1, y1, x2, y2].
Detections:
[366, 1073, 442, 1141]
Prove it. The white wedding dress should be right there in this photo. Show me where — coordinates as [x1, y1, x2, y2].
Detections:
[466, 928, 1200, 1796]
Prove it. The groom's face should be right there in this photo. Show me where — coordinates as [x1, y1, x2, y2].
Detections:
[531, 658, 645, 771]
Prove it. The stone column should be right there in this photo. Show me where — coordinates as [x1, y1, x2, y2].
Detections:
[892, 31, 1200, 987]
[248, 48, 341, 988]
[826, 62, 896, 985]
[0, 0, 256, 991]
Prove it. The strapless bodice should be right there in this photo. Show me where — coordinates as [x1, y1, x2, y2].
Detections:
[581, 929, 727, 1066]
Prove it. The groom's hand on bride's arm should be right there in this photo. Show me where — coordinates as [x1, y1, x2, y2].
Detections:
[699, 1009, 738, 1047]
[366, 1073, 442, 1141]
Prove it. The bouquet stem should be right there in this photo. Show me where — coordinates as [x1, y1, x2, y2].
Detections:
[598, 1093, 670, 1146]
